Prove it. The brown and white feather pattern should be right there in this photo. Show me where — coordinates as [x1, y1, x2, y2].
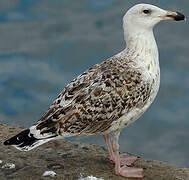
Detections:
[34, 56, 156, 138]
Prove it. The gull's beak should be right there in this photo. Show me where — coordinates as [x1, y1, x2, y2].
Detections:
[161, 11, 185, 21]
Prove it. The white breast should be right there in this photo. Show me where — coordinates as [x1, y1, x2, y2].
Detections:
[109, 31, 161, 132]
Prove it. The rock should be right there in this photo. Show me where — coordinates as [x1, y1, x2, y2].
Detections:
[0, 123, 189, 180]
[2, 162, 15, 169]
[42, 170, 57, 177]
[79, 175, 104, 180]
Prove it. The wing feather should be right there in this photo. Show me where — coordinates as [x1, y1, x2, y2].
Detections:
[35, 57, 152, 137]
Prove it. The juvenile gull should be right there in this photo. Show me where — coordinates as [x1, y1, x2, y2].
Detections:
[4, 4, 185, 178]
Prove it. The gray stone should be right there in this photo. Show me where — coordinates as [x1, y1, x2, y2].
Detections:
[1, 124, 189, 180]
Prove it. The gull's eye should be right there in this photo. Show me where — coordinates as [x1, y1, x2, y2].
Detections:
[143, 9, 151, 14]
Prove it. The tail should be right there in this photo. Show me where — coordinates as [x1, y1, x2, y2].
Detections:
[4, 128, 58, 151]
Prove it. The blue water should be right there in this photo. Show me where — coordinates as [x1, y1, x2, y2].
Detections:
[0, 0, 189, 167]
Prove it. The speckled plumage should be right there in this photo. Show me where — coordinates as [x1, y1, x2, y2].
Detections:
[35, 52, 158, 138]
[4, 3, 185, 178]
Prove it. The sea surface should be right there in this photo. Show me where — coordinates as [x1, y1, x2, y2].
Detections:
[0, 0, 189, 167]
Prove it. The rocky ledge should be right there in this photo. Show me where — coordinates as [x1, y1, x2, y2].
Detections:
[0, 124, 189, 180]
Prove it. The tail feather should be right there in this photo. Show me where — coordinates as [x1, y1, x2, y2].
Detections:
[4, 129, 58, 151]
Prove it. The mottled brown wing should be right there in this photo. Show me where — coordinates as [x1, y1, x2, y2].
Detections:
[35, 57, 151, 136]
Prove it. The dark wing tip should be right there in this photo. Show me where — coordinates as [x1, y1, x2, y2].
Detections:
[4, 140, 10, 145]
[3, 129, 31, 146]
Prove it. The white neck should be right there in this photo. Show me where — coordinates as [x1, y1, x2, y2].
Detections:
[116, 27, 159, 76]
[127, 28, 158, 57]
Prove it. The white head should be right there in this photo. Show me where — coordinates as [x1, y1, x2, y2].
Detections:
[123, 4, 185, 39]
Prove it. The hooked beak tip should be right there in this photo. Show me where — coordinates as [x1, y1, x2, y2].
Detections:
[174, 11, 185, 21]
[164, 11, 186, 21]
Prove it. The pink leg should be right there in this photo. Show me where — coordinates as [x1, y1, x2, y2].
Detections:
[103, 135, 114, 162]
[104, 135, 140, 167]
[112, 132, 144, 178]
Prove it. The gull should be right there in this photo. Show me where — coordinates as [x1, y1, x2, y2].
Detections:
[4, 4, 185, 178]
